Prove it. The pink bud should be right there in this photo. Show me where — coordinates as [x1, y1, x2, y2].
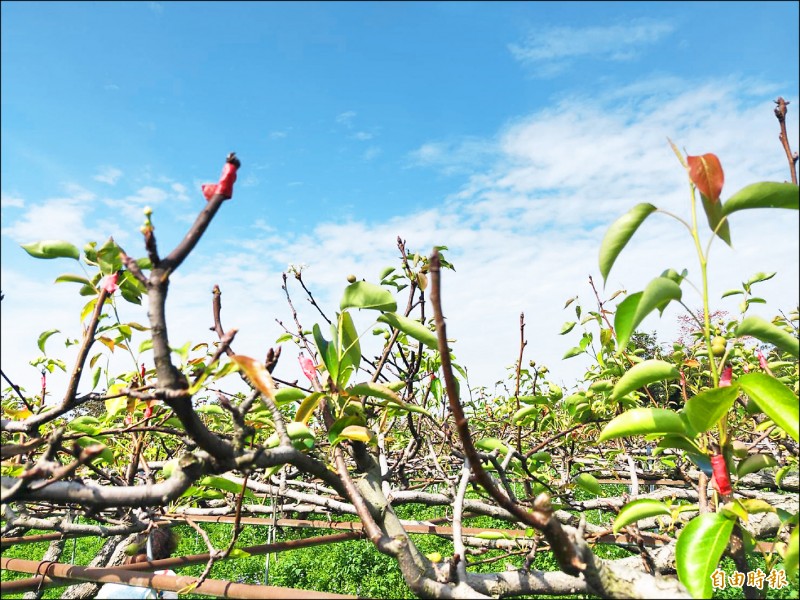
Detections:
[100, 272, 119, 294]
[757, 351, 769, 371]
[719, 366, 733, 387]
[298, 354, 316, 382]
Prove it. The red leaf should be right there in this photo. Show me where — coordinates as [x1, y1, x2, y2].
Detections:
[298, 354, 317, 382]
[719, 366, 733, 387]
[687, 153, 724, 203]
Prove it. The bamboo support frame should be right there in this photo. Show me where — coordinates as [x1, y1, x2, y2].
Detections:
[1, 531, 360, 597]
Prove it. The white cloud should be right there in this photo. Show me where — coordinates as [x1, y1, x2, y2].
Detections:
[2, 78, 797, 398]
[510, 19, 675, 76]
[1, 192, 25, 208]
[269, 131, 288, 140]
[93, 166, 123, 185]
[363, 146, 381, 161]
[353, 131, 373, 141]
[170, 182, 190, 202]
[104, 186, 170, 222]
[1, 185, 106, 243]
[407, 137, 498, 176]
[148, 2, 163, 15]
[336, 111, 357, 127]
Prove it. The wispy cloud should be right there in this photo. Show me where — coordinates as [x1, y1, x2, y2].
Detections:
[93, 166, 123, 185]
[336, 111, 357, 127]
[1, 192, 25, 208]
[148, 2, 163, 15]
[2, 188, 103, 243]
[269, 130, 288, 140]
[509, 18, 675, 76]
[362, 146, 381, 161]
[353, 131, 373, 141]
[407, 137, 498, 176]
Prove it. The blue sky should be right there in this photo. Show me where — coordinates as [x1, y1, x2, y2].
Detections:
[2, 1, 798, 397]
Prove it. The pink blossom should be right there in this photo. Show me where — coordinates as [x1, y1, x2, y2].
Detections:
[719, 366, 733, 387]
[100, 272, 119, 294]
[298, 354, 316, 382]
[757, 351, 769, 371]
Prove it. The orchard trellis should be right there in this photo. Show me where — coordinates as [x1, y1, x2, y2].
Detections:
[1, 99, 798, 599]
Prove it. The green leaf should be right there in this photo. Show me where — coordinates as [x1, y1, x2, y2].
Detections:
[785, 525, 798, 580]
[511, 405, 540, 425]
[721, 182, 799, 216]
[74, 437, 114, 465]
[700, 193, 732, 246]
[573, 473, 602, 496]
[67, 416, 102, 435]
[379, 266, 396, 280]
[21, 240, 80, 260]
[37, 329, 60, 353]
[738, 498, 776, 515]
[775, 464, 793, 488]
[105, 396, 128, 418]
[655, 434, 703, 455]
[737, 453, 778, 478]
[54, 274, 92, 286]
[474, 530, 512, 540]
[377, 313, 438, 349]
[338, 425, 375, 444]
[312, 324, 339, 384]
[475, 437, 511, 454]
[745, 271, 776, 286]
[676, 513, 735, 599]
[736, 315, 799, 358]
[340, 281, 397, 312]
[559, 321, 577, 335]
[197, 476, 254, 497]
[562, 346, 584, 359]
[227, 548, 252, 559]
[265, 422, 314, 448]
[684, 385, 740, 434]
[738, 373, 799, 442]
[274, 387, 306, 405]
[336, 311, 361, 386]
[96, 237, 123, 276]
[348, 382, 402, 404]
[614, 278, 682, 351]
[294, 392, 325, 425]
[91, 366, 102, 391]
[613, 499, 671, 534]
[598, 408, 687, 442]
[611, 360, 679, 401]
[599, 203, 658, 284]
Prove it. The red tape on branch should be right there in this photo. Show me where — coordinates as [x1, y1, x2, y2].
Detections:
[711, 453, 732, 496]
[202, 153, 240, 201]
